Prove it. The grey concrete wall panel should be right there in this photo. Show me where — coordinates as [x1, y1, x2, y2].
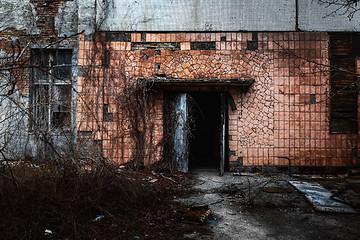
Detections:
[100, 0, 296, 31]
[298, 0, 360, 31]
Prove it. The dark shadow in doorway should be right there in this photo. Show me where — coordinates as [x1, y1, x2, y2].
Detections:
[188, 92, 221, 170]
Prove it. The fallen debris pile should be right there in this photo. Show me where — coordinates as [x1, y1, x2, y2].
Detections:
[175, 205, 211, 224]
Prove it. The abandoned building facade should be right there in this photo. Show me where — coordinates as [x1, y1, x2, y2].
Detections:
[0, 0, 360, 173]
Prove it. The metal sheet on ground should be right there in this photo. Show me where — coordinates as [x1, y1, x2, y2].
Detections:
[289, 181, 356, 213]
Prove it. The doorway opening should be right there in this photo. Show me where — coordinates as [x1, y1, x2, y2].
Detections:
[188, 92, 221, 170]
[164, 91, 227, 173]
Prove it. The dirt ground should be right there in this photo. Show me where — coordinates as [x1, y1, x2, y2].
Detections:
[1, 162, 360, 239]
[175, 171, 360, 240]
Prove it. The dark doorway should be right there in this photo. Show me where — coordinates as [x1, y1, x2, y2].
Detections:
[188, 92, 221, 170]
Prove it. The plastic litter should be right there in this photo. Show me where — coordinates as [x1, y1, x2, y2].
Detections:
[207, 219, 218, 224]
[93, 215, 105, 222]
[45, 229, 52, 235]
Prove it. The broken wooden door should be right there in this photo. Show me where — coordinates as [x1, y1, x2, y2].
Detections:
[219, 93, 226, 176]
[172, 93, 189, 173]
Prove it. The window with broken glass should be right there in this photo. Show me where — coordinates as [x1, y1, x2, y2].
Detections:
[30, 49, 72, 131]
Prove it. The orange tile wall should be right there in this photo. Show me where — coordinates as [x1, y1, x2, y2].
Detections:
[77, 32, 359, 167]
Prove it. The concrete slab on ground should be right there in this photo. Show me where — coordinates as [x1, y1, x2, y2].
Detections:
[176, 171, 360, 240]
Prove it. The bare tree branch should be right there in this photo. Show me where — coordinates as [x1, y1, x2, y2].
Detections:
[318, 0, 360, 19]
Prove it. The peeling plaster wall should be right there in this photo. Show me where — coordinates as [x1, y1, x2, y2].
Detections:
[0, 49, 78, 160]
[0, 88, 37, 159]
[0, 0, 80, 36]
[0, 1, 79, 159]
[55, 1, 79, 37]
[78, 0, 96, 35]
[0, 47, 35, 159]
[0, 0, 40, 34]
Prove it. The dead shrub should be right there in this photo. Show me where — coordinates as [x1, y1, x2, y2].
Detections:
[0, 158, 168, 239]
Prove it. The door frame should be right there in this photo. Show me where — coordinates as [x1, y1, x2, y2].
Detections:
[220, 92, 228, 176]
[164, 90, 229, 174]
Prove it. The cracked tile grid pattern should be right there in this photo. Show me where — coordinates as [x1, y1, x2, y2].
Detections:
[77, 32, 358, 167]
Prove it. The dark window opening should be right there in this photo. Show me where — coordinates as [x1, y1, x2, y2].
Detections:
[329, 33, 358, 133]
[352, 33, 360, 55]
[31, 49, 72, 131]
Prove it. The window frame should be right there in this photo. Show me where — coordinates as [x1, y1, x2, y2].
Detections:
[30, 48, 73, 133]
